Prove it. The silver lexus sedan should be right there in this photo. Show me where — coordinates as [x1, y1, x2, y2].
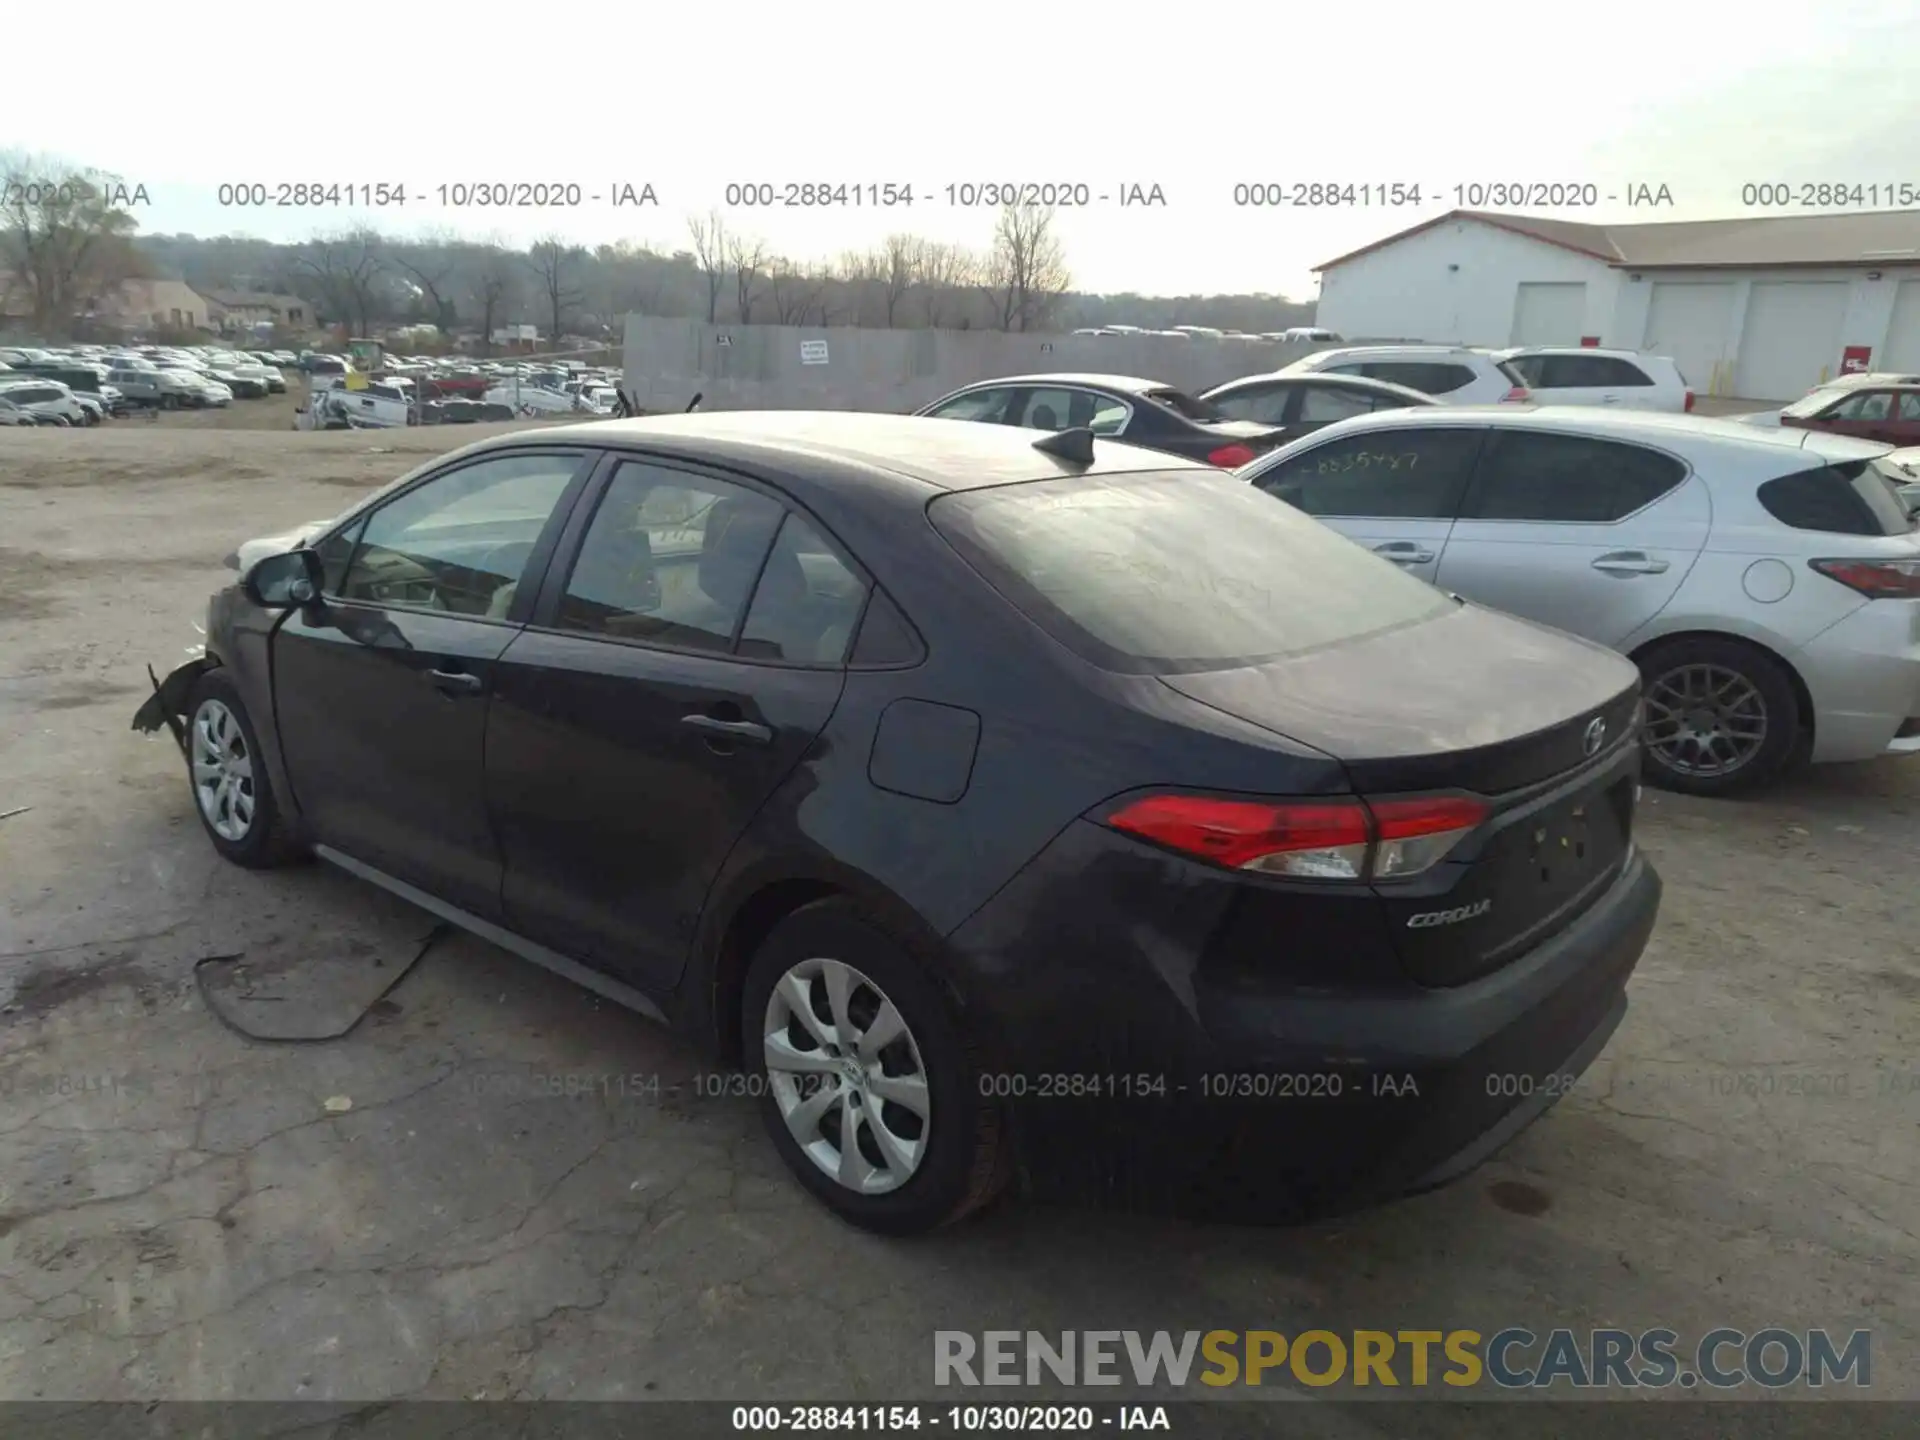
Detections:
[1240, 407, 1920, 795]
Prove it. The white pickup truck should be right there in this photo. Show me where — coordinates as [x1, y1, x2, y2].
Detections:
[297, 376, 416, 429]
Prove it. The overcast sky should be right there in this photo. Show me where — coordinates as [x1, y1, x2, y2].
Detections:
[6, 0, 1916, 299]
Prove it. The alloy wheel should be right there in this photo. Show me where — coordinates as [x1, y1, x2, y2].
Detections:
[1643, 662, 1768, 778]
[763, 956, 931, 1195]
[191, 699, 257, 841]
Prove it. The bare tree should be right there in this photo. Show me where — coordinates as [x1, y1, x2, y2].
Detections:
[914, 241, 977, 328]
[288, 228, 384, 335]
[985, 204, 1070, 332]
[0, 156, 143, 338]
[526, 236, 584, 344]
[873, 234, 918, 328]
[768, 259, 831, 325]
[390, 228, 460, 330]
[686, 210, 728, 324]
[728, 234, 769, 324]
[464, 240, 521, 354]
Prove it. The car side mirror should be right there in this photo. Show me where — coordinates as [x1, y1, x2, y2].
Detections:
[244, 548, 323, 609]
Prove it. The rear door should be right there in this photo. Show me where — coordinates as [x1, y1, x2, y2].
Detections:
[485, 454, 862, 995]
[1247, 425, 1482, 582]
[1435, 429, 1708, 647]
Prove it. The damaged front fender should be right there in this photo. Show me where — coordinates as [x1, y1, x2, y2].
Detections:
[132, 658, 218, 751]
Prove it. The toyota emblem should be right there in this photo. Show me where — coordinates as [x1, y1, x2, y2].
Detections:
[1583, 717, 1607, 756]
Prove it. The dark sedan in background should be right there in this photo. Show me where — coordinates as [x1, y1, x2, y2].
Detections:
[135, 413, 1658, 1234]
[916, 372, 1289, 466]
[1199, 371, 1439, 437]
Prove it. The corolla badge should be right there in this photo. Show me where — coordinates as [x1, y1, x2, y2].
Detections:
[1407, 899, 1492, 929]
[1583, 716, 1607, 756]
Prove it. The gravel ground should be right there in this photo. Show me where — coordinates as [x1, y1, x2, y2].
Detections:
[0, 422, 1914, 1419]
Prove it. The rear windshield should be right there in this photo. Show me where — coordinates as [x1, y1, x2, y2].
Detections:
[1758, 461, 1914, 536]
[1142, 388, 1224, 423]
[1782, 388, 1846, 419]
[928, 469, 1454, 675]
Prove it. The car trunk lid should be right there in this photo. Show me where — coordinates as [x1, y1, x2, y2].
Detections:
[1159, 601, 1643, 986]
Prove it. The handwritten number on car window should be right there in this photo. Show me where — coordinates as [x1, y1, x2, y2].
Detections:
[1315, 449, 1418, 475]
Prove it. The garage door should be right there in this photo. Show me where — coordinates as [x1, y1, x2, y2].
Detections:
[1734, 282, 1851, 402]
[1509, 283, 1586, 345]
[1642, 282, 1736, 391]
[1882, 279, 1920, 372]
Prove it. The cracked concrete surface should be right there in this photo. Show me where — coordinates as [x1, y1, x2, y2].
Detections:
[0, 427, 1916, 1410]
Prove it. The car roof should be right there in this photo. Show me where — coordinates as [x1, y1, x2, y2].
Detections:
[1277, 403, 1894, 461]
[471, 410, 1208, 493]
[1205, 372, 1435, 401]
[1495, 346, 1670, 362]
[941, 373, 1178, 394]
[1301, 345, 1485, 361]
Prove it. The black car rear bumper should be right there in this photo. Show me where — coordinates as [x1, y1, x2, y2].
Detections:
[946, 823, 1661, 1219]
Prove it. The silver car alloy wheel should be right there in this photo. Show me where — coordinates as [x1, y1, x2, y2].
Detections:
[763, 956, 931, 1195]
[191, 698, 257, 841]
[1643, 662, 1768, 778]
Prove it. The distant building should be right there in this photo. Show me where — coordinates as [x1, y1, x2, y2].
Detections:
[204, 290, 313, 333]
[88, 279, 214, 333]
[1313, 208, 1920, 400]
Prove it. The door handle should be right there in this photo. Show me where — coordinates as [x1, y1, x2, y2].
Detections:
[427, 667, 484, 693]
[1601, 395, 1622, 404]
[1592, 552, 1670, 576]
[1373, 542, 1436, 565]
[681, 713, 774, 745]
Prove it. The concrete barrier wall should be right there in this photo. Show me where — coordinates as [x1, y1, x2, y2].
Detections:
[621, 315, 1347, 413]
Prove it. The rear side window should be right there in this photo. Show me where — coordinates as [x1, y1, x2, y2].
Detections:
[929, 469, 1454, 675]
[1758, 462, 1913, 537]
[1462, 431, 1687, 522]
[1208, 384, 1292, 425]
[1252, 427, 1481, 519]
[1539, 355, 1653, 387]
[1364, 362, 1477, 395]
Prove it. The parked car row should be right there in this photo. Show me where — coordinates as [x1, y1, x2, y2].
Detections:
[0, 340, 291, 413]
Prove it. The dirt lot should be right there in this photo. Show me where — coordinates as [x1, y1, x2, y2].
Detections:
[0, 423, 1915, 1417]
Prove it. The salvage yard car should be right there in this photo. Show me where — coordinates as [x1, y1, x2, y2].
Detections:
[134, 413, 1660, 1234]
[1241, 407, 1920, 794]
[916, 373, 1290, 465]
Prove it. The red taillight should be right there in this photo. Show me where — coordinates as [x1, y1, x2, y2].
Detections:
[1684, 390, 1696, 412]
[1501, 386, 1531, 403]
[1810, 558, 1920, 599]
[1207, 443, 1258, 468]
[1102, 792, 1488, 881]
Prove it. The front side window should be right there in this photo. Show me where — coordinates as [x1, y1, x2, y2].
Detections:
[1899, 393, 1920, 421]
[1367, 362, 1476, 394]
[555, 461, 783, 652]
[925, 387, 1016, 423]
[1462, 431, 1687, 523]
[1252, 427, 1481, 519]
[930, 469, 1454, 675]
[1831, 390, 1893, 421]
[338, 451, 581, 614]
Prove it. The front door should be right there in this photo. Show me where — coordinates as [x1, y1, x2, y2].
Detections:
[1247, 424, 1484, 584]
[271, 448, 591, 915]
[486, 456, 864, 994]
[1435, 429, 1708, 648]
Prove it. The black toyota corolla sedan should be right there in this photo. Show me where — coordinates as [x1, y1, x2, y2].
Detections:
[135, 413, 1660, 1234]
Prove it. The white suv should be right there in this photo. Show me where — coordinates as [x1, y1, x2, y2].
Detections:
[1495, 347, 1693, 413]
[1278, 345, 1530, 405]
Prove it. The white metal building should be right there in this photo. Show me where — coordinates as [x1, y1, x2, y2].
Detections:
[1313, 209, 1920, 400]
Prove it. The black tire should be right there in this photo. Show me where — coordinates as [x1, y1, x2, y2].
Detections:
[1635, 636, 1804, 796]
[743, 898, 1009, 1235]
[182, 669, 305, 867]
